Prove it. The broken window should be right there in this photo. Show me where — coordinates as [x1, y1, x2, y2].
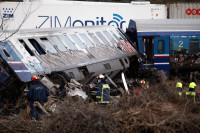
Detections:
[103, 31, 117, 44]
[50, 36, 67, 52]
[71, 34, 86, 49]
[80, 34, 94, 47]
[96, 32, 110, 45]
[40, 38, 57, 54]
[62, 35, 77, 50]
[158, 40, 165, 54]
[28, 39, 46, 55]
[189, 39, 199, 54]
[88, 33, 102, 46]
[19, 39, 34, 56]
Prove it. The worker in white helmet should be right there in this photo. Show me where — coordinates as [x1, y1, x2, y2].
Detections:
[96, 74, 110, 107]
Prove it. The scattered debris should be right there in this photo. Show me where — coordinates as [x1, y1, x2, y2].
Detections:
[34, 101, 51, 117]
[0, 74, 200, 133]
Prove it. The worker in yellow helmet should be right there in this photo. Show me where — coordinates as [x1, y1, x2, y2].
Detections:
[176, 82, 184, 96]
[185, 82, 199, 102]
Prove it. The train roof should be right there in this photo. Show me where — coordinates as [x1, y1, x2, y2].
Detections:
[132, 19, 200, 36]
[0, 25, 119, 41]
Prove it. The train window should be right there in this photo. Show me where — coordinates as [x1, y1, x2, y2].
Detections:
[62, 35, 77, 50]
[69, 72, 75, 79]
[80, 34, 94, 47]
[40, 38, 57, 54]
[28, 39, 46, 55]
[104, 63, 111, 70]
[88, 33, 102, 46]
[96, 32, 110, 45]
[110, 31, 121, 42]
[9, 44, 23, 59]
[19, 39, 34, 56]
[118, 32, 127, 41]
[50, 36, 67, 52]
[103, 31, 117, 44]
[189, 39, 199, 54]
[71, 34, 86, 49]
[0, 46, 14, 61]
[157, 40, 164, 54]
[3, 49, 10, 57]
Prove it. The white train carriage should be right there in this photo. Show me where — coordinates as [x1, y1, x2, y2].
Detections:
[0, 25, 138, 86]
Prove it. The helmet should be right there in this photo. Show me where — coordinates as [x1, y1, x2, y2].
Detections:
[140, 80, 145, 84]
[32, 75, 39, 81]
[176, 82, 182, 88]
[97, 74, 105, 79]
[189, 82, 196, 89]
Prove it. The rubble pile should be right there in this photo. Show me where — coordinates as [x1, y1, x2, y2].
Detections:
[0, 96, 119, 133]
[0, 79, 200, 133]
[113, 83, 200, 132]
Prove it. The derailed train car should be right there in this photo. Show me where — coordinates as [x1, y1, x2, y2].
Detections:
[0, 25, 138, 104]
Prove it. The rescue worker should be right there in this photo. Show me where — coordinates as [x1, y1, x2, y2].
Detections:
[185, 82, 199, 102]
[27, 75, 49, 122]
[176, 82, 184, 96]
[96, 74, 110, 107]
[135, 80, 146, 96]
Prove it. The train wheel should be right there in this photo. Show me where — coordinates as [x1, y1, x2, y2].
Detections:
[49, 74, 68, 86]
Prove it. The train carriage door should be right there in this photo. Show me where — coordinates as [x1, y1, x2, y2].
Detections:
[143, 37, 154, 66]
[154, 37, 170, 72]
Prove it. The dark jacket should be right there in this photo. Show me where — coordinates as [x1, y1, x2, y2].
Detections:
[96, 80, 110, 103]
[27, 80, 49, 103]
[134, 84, 145, 96]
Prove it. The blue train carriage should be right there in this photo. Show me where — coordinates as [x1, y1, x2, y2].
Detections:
[126, 19, 200, 74]
[0, 25, 138, 104]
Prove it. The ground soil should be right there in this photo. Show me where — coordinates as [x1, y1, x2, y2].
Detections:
[0, 77, 200, 133]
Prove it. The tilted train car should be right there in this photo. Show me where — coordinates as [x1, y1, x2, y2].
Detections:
[126, 19, 200, 77]
[0, 25, 138, 104]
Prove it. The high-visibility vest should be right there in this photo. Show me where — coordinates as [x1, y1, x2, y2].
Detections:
[96, 84, 110, 104]
[178, 92, 183, 96]
[186, 91, 197, 102]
